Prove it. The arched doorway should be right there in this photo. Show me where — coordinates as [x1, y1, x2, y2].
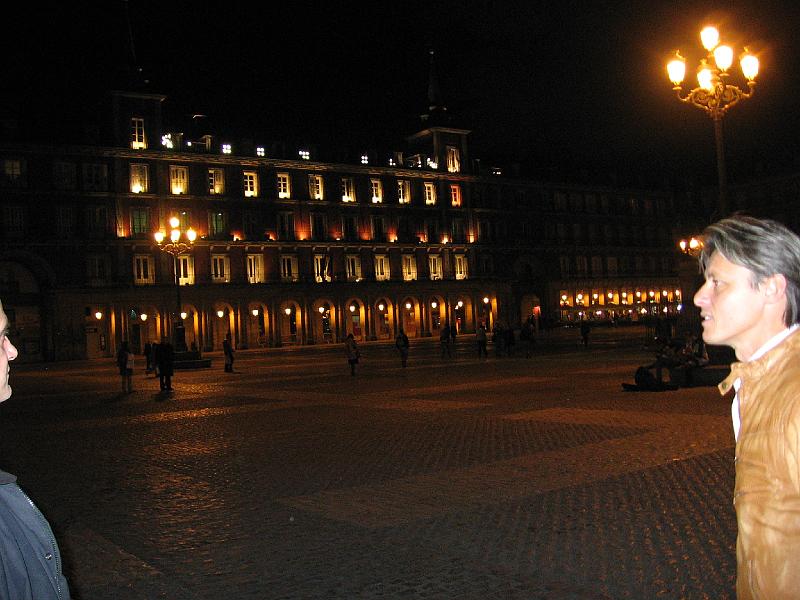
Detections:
[312, 299, 336, 344]
[344, 299, 366, 341]
[428, 296, 445, 334]
[400, 297, 419, 337]
[212, 303, 235, 350]
[247, 302, 269, 348]
[374, 298, 393, 340]
[279, 301, 302, 344]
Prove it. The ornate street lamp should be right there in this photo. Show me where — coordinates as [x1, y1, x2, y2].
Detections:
[667, 25, 760, 217]
[155, 217, 197, 352]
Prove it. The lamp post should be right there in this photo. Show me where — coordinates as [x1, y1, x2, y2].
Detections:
[667, 25, 760, 217]
[155, 217, 197, 352]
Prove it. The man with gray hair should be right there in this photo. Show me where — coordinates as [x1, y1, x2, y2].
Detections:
[693, 215, 800, 599]
[0, 298, 71, 599]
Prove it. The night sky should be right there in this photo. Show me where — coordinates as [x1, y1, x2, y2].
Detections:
[4, 1, 800, 186]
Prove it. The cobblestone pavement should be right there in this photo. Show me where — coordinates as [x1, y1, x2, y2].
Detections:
[0, 328, 736, 599]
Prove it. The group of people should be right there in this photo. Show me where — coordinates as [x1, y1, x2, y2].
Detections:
[4, 213, 800, 598]
[122, 339, 175, 392]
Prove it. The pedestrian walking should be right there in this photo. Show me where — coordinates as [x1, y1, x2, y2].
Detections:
[476, 325, 488, 359]
[344, 333, 360, 375]
[143, 341, 153, 374]
[156, 338, 174, 391]
[693, 215, 800, 598]
[0, 298, 72, 599]
[450, 323, 457, 354]
[223, 335, 235, 373]
[440, 323, 451, 359]
[395, 328, 409, 367]
[116, 341, 134, 393]
[580, 320, 591, 347]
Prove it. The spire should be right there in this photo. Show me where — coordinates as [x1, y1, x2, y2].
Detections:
[427, 49, 444, 111]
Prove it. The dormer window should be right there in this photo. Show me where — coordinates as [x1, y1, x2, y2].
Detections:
[446, 146, 461, 173]
[130, 117, 146, 149]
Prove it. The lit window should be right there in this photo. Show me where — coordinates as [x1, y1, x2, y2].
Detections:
[277, 173, 291, 198]
[3, 159, 22, 183]
[455, 254, 468, 280]
[222, 144, 232, 154]
[375, 255, 390, 281]
[211, 255, 230, 283]
[161, 134, 174, 149]
[346, 255, 362, 281]
[170, 165, 188, 195]
[341, 177, 355, 202]
[280, 255, 299, 282]
[247, 254, 265, 283]
[446, 146, 461, 173]
[133, 255, 154, 285]
[314, 254, 332, 283]
[243, 171, 258, 197]
[177, 255, 195, 285]
[130, 117, 146, 149]
[424, 182, 436, 205]
[370, 179, 383, 203]
[208, 168, 224, 194]
[308, 175, 324, 200]
[131, 207, 149, 236]
[402, 255, 417, 281]
[428, 255, 443, 280]
[209, 211, 227, 237]
[256, 147, 265, 157]
[450, 184, 462, 207]
[130, 164, 149, 193]
[397, 180, 410, 204]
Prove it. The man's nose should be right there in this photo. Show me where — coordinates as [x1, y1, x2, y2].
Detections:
[694, 284, 709, 307]
[4, 339, 18, 361]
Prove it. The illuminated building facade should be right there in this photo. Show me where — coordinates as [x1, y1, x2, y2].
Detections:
[0, 89, 681, 361]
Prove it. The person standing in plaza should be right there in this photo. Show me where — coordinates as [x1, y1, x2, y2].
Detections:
[395, 328, 409, 368]
[476, 325, 488, 359]
[580, 320, 590, 347]
[143, 340, 153, 374]
[223, 334, 235, 373]
[156, 338, 174, 391]
[439, 323, 451, 359]
[693, 215, 800, 599]
[116, 341, 134, 393]
[0, 299, 72, 599]
[449, 323, 457, 355]
[344, 333, 359, 376]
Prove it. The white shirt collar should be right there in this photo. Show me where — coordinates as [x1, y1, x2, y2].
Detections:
[748, 323, 799, 363]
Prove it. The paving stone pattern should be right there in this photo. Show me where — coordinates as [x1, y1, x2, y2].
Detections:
[0, 328, 737, 599]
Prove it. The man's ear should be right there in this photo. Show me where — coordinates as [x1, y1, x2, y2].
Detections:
[762, 273, 788, 303]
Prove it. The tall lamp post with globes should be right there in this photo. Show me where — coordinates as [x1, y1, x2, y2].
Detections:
[155, 217, 197, 352]
[667, 25, 760, 217]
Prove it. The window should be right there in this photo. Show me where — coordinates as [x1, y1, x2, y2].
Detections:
[278, 212, 295, 240]
[478, 219, 492, 242]
[243, 171, 259, 197]
[576, 256, 588, 277]
[559, 256, 571, 278]
[243, 210, 258, 239]
[345, 255, 362, 281]
[479, 254, 494, 275]
[374, 255, 390, 281]
[1, 206, 24, 237]
[131, 208, 149, 236]
[83, 163, 108, 191]
[308, 174, 324, 200]
[247, 254, 265, 283]
[451, 218, 465, 242]
[591, 256, 603, 277]
[425, 219, 439, 243]
[397, 179, 410, 204]
[2, 159, 24, 186]
[341, 177, 355, 202]
[53, 161, 77, 190]
[177, 255, 195, 285]
[209, 211, 228, 237]
[131, 117, 146, 149]
[428, 255, 443, 280]
[170, 166, 188, 195]
[455, 254, 468, 280]
[133, 255, 154, 285]
[450, 184, 462, 207]
[130, 164, 149, 193]
[446, 146, 461, 173]
[370, 179, 383, 203]
[280, 255, 299, 282]
[277, 172, 291, 198]
[371, 215, 386, 241]
[56, 206, 75, 238]
[211, 255, 230, 283]
[314, 254, 332, 283]
[87, 255, 108, 282]
[607, 256, 619, 277]
[208, 168, 225, 194]
[343, 215, 358, 241]
[424, 182, 437, 205]
[311, 213, 327, 240]
[86, 206, 107, 236]
[402, 255, 417, 281]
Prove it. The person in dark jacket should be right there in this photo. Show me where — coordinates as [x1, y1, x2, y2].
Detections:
[156, 338, 175, 391]
[0, 299, 71, 599]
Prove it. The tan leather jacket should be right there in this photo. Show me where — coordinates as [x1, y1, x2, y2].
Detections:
[719, 329, 800, 599]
